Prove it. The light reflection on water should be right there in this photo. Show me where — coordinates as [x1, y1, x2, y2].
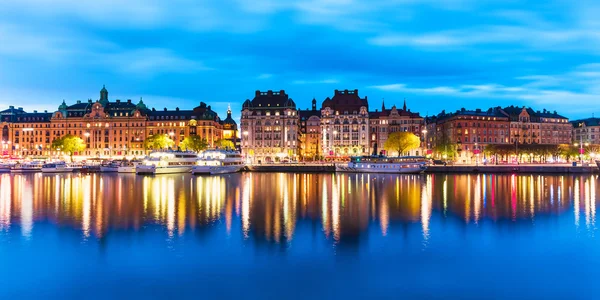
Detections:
[0, 173, 597, 241]
[3, 172, 600, 298]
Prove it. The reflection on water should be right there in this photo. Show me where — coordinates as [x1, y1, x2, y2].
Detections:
[0, 173, 598, 243]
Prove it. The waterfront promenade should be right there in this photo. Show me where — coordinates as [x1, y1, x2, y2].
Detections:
[245, 163, 599, 174]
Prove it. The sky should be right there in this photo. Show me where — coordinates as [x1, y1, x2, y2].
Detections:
[1, 0, 600, 122]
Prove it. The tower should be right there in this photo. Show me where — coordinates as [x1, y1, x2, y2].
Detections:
[311, 98, 317, 111]
[403, 98, 407, 111]
[99, 85, 109, 106]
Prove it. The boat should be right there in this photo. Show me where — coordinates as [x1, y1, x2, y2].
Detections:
[99, 161, 120, 172]
[136, 151, 198, 175]
[191, 149, 245, 175]
[10, 161, 45, 173]
[335, 155, 428, 174]
[41, 161, 74, 173]
[81, 158, 106, 173]
[117, 160, 141, 173]
[0, 162, 16, 173]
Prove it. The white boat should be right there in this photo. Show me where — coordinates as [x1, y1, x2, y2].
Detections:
[136, 151, 198, 175]
[0, 162, 16, 173]
[41, 161, 74, 173]
[117, 160, 141, 173]
[335, 156, 428, 174]
[99, 161, 120, 172]
[192, 149, 245, 175]
[10, 161, 45, 173]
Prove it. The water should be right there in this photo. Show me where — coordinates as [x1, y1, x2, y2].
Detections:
[1, 172, 599, 299]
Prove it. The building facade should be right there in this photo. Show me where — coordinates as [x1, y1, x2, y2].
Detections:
[0, 86, 229, 159]
[369, 100, 424, 156]
[430, 108, 511, 163]
[240, 90, 299, 163]
[571, 118, 600, 145]
[320, 89, 370, 157]
[501, 106, 571, 146]
[299, 99, 321, 160]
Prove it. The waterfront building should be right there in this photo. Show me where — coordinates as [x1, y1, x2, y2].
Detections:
[240, 90, 299, 163]
[320, 89, 369, 157]
[0, 106, 53, 157]
[0, 85, 228, 158]
[368, 100, 424, 156]
[220, 105, 239, 147]
[501, 106, 571, 145]
[299, 99, 322, 160]
[571, 118, 600, 145]
[429, 107, 510, 163]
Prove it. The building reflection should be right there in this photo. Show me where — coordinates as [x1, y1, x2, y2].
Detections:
[0, 173, 597, 245]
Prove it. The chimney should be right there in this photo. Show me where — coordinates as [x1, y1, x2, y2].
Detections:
[44, 110, 47, 113]
[116, 99, 120, 103]
[176, 107, 179, 111]
[279, 90, 285, 95]
[77, 100, 81, 104]
[127, 99, 132, 103]
[255, 90, 261, 97]
[18, 107, 23, 110]
[9, 106, 14, 109]
[33, 110, 37, 113]
[267, 90, 273, 96]
[163, 107, 167, 111]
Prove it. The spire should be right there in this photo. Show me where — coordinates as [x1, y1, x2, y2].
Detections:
[403, 98, 407, 111]
[382, 98, 385, 111]
[227, 103, 232, 117]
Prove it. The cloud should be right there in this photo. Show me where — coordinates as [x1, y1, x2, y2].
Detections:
[257, 73, 273, 79]
[292, 79, 340, 84]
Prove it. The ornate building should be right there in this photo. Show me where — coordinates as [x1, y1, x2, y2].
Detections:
[320, 89, 369, 157]
[240, 90, 299, 163]
[220, 105, 239, 146]
[0, 85, 228, 158]
[368, 100, 424, 156]
[299, 99, 321, 160]
[571, 118, 600, 145]
[501, 106, 571, 145]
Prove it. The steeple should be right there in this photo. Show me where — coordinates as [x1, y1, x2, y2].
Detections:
[99, 85, 109, 106]
[382, 98, 385, 111]
[227, 104, 232, 118]
[311, 98, 317, 111]
[403, 98, 407, 111]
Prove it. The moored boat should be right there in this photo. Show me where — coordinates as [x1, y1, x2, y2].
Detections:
[99, 161, 120, 172]
[191, 149, 245, 175]
[41, 161, 74, 173]
[117, 160, 141, 173]
[335, 155, 428, 174]
[136, 151, 198, 175]
[11, 161, 45, 173]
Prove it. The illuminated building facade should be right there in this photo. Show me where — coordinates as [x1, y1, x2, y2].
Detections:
[501, 106, 572, 145]
[0, 85, 228, 158]
[299, 99, 322, 160]
[430, 107, 510, 162]
[368, 100, 424, 156]
[240, 90, 299, 163]
[320, 89, 369, 157]
[571, 118, 600, 145]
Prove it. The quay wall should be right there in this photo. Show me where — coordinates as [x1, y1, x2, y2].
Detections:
[244, 164, 598, 174]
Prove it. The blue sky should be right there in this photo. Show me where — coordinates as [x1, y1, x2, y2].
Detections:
[1, 0, 600, 121]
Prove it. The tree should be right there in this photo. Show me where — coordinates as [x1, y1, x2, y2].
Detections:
[181, 135, 208, 152]
[144, 133, 174, 150]
[51, 134, 86, 162]
[384, 132, 420, 156]
[214, 138, 235, 150]
[434, 135, 457, 160]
